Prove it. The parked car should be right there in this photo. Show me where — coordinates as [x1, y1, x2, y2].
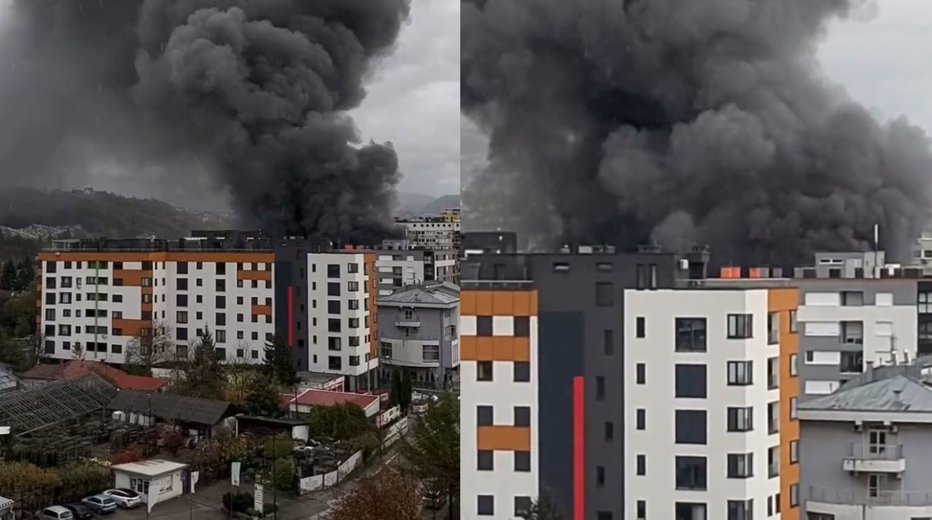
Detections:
[35, 506, 73, 520]
[62, 504, 94, 520]
[80, 495, 117, 515]
[102, 488, 141, 509]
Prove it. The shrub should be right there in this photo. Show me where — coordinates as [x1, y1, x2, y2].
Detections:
[222, 492, 253, 513]
[163, 431, 184, 456]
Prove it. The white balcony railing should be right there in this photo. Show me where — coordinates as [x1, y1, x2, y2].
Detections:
[808, 486, 932, 507]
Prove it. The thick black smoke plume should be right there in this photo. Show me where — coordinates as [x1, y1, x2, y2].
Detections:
[0, 0, 409, 243]
[462, 0, 932, 266]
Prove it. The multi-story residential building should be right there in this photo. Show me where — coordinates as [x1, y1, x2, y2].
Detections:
[396, 215, 460, 250]
[794, 252, 920, 397]
[377, 282, 460, 389]
[624, 279, 800, 520]
[373, 246, 458, 295]
[799, 361, 932, 519]
[37, 237, 275, 365]
[305, 251, 379, 391]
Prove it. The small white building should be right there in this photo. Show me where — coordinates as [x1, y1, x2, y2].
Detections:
[111, 459, 188, 513]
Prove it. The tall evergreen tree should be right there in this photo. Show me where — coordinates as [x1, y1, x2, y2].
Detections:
[402, 394, 459, 520]
[390, 370, 402, 407]
[244, 373, 283, 418]
[399, 370, 413, 414]
[176, 327, 224, 399]
[263, 335, 297, 386]
[14, 258, 33, 291]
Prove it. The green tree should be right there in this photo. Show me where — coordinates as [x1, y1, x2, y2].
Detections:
[308, 404, 372, 441]
[264, 335, 297, 386]
[519, 493, 565, 520]
[390, 370, 402, 407]
[175, 328, 225, 399]
[400, 370, 413, 414]
[244, 374, 283, 418]
[0, 260, 16, 291]
[14, 258, 34, 291]
[402, 394, 459, 520]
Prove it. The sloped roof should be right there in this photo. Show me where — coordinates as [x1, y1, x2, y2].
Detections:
[800, 375, 932, 413]
[21, 361, 169, 392]
[379, 283, 460, 306]
[285, 389, 379, 410]
[108, 390, 235, 425]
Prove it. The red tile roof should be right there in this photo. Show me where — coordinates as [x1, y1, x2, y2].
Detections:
[24, 361, 169, 392]
[284, 389, 379, 410]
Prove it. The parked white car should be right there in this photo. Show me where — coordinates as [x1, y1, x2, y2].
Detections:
[102, 489, 141, 509]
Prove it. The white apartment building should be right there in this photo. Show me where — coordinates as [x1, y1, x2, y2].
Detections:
[38, 250, 276, 365]
[796, 282, 917, 396]
[624, 286, 799, 520]
[460, 287, 539, 520]
[397, 217, 460, 250]
[306, 252, 379, 391]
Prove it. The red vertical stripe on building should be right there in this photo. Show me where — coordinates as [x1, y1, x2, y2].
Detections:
[573, 376, 585, 520]
[287, 286, 295, 347]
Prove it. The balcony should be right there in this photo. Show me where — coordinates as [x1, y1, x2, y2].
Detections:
[395, 319, 421, 328]
[808, 486, 932, 507]
[842, 443, 905, 474]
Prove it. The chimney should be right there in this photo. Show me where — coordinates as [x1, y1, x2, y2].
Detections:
[720, 266, 741, 279]
[749, 267, 769, 279]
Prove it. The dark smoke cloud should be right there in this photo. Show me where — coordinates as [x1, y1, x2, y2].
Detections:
[0, 0, 410, 242]
[462, 0, 932, 265]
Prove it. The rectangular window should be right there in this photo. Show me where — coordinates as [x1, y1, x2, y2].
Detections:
[727, 499, 753, 520]
[596, 466, 605, 487]
[514, 451, 531, 472]
[327, 264, 340, 278]
[790, 310, 798, 332]
[675, 410, 707, 445]
[675, 456, 707, 490]
[327, 300, 341, 314]
[727, 407, 753, 432]
[477, 361, 493, 381]
[636, 454, 646, 475]
[767, 357, 779, 389]
[514, 362, 530, 382]
[727, 361, 753, 385]
[327, 282, 340, 296]
[675, 503, 707, 520]
[636, 317, 645, 338]
[604, 329, 614, 355]
[636, 363, 646, 385]
[514, 406, 531, 427]
[477, 406, 493, 427]
[675, 318, 707, 352]
[476, 450, 495, 471]
[789, 353, 798, 376]
[790, 397, 798, 420]
[422, 344, 440, 361]
[675, 364, 707, 398]
[768, 446, 780, 478]
[514, 316, 530, 337]
[768, 312, 780, 344]
[328, 337, 342, 351]
[790, 484, 799, 507]
[840, 351, 864, 373]
[728, 314, 753, 339]
[768, 401, 780, 434]
[636, 409, 646, 430]
[636, 501, 646, 520]
[727, 453, 753, 478]
[328, 356, 342, 370]
[605, 422, 614, 442]
[596, 376, 605, 400]
[790, 440, 799, 464]
[595, 282, 614, 306]
[477, 495, 494, 516]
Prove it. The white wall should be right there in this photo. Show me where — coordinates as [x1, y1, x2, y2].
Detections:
[306, 253, 375, 377]
[624, 289, 781, 520]
[798, 304, 916, 366]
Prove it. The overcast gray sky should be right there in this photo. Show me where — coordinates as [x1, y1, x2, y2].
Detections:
[462, 0, 932, 190]
[353, 0, 460, 197]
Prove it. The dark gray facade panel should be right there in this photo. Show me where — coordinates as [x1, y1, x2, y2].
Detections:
[538, 312, 584, 517]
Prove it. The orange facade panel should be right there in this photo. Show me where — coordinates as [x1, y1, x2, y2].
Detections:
[237, 270, 272, 282]
[111, 319, 151, 338]
[114, 270, 152, 287]
[477, 426, 531, 451]
[770, 287, 801, 520]
[460, 336, 531, 362]
[462, 289, 538, 317]
[251, 304, 272, 316]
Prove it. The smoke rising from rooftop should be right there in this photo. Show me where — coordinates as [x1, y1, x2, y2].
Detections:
[0, 0, 410, 242]
[462, 0, 932, 265]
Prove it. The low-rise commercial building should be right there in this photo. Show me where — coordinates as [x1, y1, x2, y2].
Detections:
[111, 460, 188, 513]
[378, 283, 460, 389]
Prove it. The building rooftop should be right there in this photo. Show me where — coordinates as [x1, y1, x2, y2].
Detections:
[21, 361, 169, 392]
[379, 282, 460, 306]
[283, 389, 379, 410]
[111, 459, 188, 477]
[799, 360, 932, 417]
[108, 390, 237, 425]
[296, 372, 345, 385]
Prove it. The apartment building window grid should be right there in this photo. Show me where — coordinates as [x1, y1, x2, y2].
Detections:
[727, 361, 752, 386]
[727, 314, 753, 339]
[675, 318, 707, 352]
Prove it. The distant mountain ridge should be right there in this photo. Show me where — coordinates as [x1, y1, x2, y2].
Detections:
[396, 192, 460, 217]
[0, 186, 232, 240]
